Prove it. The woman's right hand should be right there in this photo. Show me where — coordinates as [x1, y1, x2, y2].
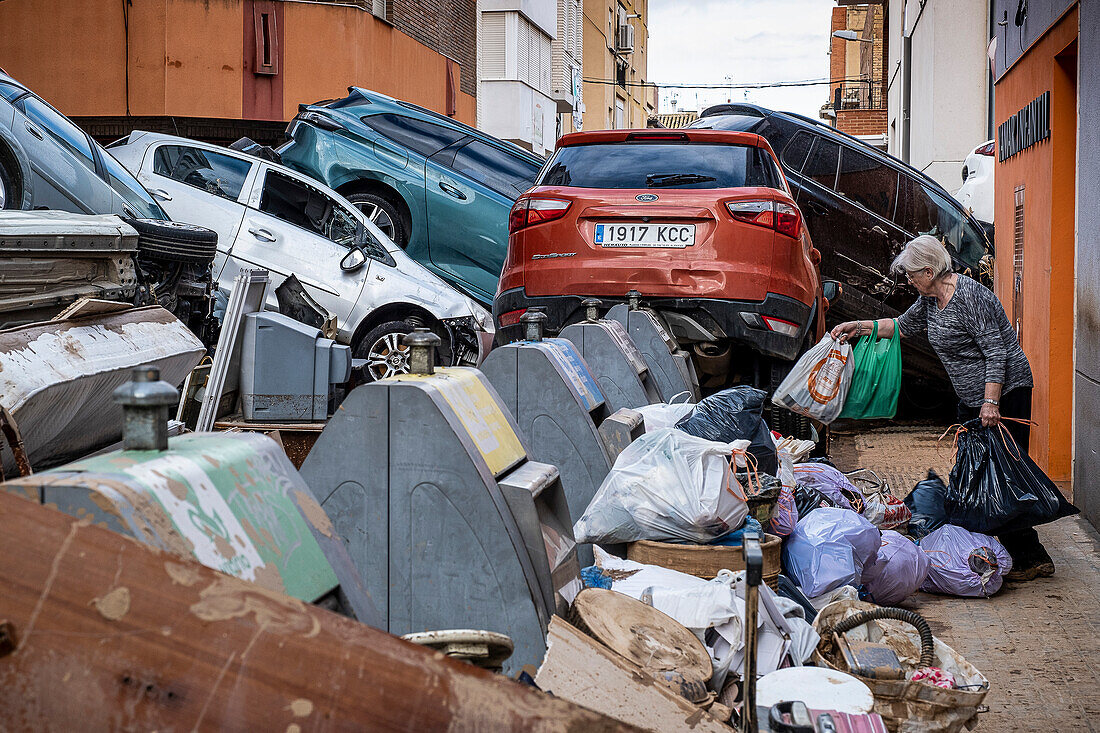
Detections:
[830, 321, 863, 343]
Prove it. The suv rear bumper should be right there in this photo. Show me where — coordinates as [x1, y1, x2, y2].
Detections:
[494, 287, 812, 361]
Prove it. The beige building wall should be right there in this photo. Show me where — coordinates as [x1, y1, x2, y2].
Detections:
[565, 0, 653, 133]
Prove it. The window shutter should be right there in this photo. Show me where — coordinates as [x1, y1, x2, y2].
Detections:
[483, 12, 506, 78]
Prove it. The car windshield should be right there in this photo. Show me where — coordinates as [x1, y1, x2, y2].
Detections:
[100, 148, 167, 219]
[538, 142, 776, 189]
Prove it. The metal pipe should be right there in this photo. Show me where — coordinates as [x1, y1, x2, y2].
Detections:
[901, 32, 912, 163]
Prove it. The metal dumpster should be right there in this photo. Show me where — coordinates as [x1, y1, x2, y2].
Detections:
[559, 299, 663, 412]
[481, 310, 643, 565]
[299, 330, 581, 673]
[606, 290, 701, 404]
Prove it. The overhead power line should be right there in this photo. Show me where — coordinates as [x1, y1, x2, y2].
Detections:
[582, 75, 872, 90]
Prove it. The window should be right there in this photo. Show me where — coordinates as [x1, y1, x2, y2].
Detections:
[154, 145, 251, 201]
[451, 140, 539, 198]
[539, 142, 777, 190]
[836, 146, 898, 219]
[361, 114, 467, 158]
[253, 2, 278, 75]
[800, 138, 839, 189]
[780, 132, 814, 173]
[259, 170, 359, 247]
[20, 96, 96, 171]
[0, 81, 27, 103]
[614, 100, 625, 129]
[101, 151, 165, 219]
[894, 176, 987, 266]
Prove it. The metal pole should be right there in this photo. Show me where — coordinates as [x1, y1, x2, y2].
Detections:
[901, 32, 912, 163]
[742, 530, 763, 733]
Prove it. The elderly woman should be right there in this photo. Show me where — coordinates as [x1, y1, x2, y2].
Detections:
[830, 234, 1050, 582]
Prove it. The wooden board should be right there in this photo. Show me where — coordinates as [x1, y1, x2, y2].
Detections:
[572, 588, 712, 701]
[535, 617, 732, 733]
[51, 297, 134, 321]
[0, 491, 638, 732]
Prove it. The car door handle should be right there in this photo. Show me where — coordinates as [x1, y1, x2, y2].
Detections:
[248, 227, 276, 242]
[24, 122, 43, 140]
[438, 181, 468, 200]
[149, 188, 173, 202]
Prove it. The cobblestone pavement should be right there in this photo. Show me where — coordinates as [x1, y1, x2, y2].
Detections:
[830, 425, 1100, 732]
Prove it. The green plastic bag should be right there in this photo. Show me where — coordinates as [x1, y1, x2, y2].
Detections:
[838, 319, 901, 419]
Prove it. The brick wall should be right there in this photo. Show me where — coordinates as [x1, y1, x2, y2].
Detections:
[391, 0, 477, 96]
[830, 6, 846, 105]
[837, 108, 887, 136]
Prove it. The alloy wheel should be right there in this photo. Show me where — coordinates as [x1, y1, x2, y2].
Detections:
[355, 201, 397, 241]
[366, 331, 411, 380]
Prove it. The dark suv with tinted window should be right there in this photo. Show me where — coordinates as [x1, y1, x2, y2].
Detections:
[689, 104, 993, 382]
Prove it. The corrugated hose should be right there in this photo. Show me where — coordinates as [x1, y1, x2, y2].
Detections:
[826, 607, 935, 670]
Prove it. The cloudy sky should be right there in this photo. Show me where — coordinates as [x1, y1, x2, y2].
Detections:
[648, 0, 835, 118]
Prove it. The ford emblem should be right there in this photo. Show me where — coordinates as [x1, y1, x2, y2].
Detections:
[635, 193, 659, 202]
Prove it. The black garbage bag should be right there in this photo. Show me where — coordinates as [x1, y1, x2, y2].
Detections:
[946, 419, 1079, 534]
[904, 470, 949, 539]
[675, 386, 778, 475]
[793, 483, 837, 517]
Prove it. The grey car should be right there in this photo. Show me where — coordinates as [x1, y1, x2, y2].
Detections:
[0, 69, 164, 218]
[0, 69, 220, 341]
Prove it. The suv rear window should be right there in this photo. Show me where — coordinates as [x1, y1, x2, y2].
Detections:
[538, 142, 779, 189]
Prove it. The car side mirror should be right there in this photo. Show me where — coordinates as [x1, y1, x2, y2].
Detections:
[822, 280, 841, 302]
[340, 247, 367, 272]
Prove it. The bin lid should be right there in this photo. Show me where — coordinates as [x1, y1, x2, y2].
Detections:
[757, 666, 875, 713]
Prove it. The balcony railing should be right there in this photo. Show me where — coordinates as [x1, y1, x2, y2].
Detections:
[831, 80, 884, 111]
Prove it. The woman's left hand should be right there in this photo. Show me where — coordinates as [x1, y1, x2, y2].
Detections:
[980, 402, 1001, 427]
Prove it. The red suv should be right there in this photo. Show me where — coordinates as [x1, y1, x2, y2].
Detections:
[495, 129, 824, 393]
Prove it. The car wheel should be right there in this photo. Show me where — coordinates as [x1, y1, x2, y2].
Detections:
[355, 320, 425, 381]
[124, 218, 218, 264]
[0, 148, 22, 209]
[347, 193, 406, 247]
[765, 359, 814, 441]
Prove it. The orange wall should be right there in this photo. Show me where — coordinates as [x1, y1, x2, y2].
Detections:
[993, 7, 1077, 489]
[0, 0, 474, 124]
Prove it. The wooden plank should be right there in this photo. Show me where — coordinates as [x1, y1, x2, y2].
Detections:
[51, 297, 134, 321]
[535, 618, 732, 732]
[0, 491, 638, 732]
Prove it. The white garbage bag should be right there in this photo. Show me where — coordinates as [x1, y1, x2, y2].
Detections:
[636, 401, 696, 431]
[771, 335, 854, 424]
[574, 428, 749, 544]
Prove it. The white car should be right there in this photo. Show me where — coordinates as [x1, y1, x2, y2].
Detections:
[108, 131, 494, 380]
[955, 140, 994, 227]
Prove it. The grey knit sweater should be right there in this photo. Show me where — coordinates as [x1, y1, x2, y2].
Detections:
[897, 274, 1033, 407]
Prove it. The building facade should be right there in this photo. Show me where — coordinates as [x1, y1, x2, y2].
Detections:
[0, 0, 477, 144]
[571, 0, 655, 132]
[884, 0, 992, 190]
[825, 2, 888, 148]
[475, 0, 561, 156]
[990, 0, 1098, 525]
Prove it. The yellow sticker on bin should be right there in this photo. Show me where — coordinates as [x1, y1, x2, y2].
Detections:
[389, 369, 526, 476]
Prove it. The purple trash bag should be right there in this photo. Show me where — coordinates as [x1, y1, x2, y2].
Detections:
[769, 483, 799, 537]
[782, 507, 881, 597]
[919, 524, 1013, 598]
[860, 530, 930, 605]
[792, 464, 858, 511]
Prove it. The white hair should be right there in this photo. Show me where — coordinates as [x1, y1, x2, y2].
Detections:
[891, 235, 952, 279]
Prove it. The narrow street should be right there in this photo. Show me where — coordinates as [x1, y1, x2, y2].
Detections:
[833, 424, 1100, 731]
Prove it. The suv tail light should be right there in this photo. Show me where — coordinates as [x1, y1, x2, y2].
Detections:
[726, 200, 802, 239]
[509, 197, 571, 233]
[975, 141, 995, 156]
[499, 308, 528, 327]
